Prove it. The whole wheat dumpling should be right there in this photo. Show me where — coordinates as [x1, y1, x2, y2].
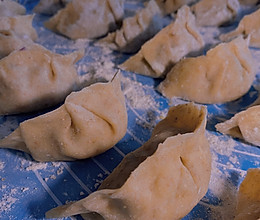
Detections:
[234, 168, 260, 220]
[120, 5, 204, 78]
[99, 0, 163, 53]
[45, 0, 124, 39]
[0, 0, 26, 17]
[33, 0, 70, 15]
[220, 8, 260, 48]
[155, 0, 197, 15]
[158, 37, 256, 104]
[45, 103, 211, 220]
[0, 73, 127, 162]
[0, 15, 37, 58]
[0, 44, 84, 115]
[192, 0, 240, 26]
[216, 105, 260, 146]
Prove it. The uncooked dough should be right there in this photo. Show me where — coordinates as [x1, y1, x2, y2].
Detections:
[155, 0, 197, 15]
[45, 0, 125, 39]
[192, 0, 240, 26]
[216, 105, 260, 146]
[220, 8, 260, 48]
[0, 73, 127, 162]
[120, 5, 204, 78]
[99, 0, 163, 53]
[158, 36, 256, 104]
[0, 0, 26, 17]
[0, 15, 37, 58]
[0, 44, 84, 115]
[234, 168, 260, 220]
[45, 103, 211, 220]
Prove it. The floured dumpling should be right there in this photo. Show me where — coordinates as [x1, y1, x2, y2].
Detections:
[220, 8, 260, 48]
[33, 0, 70, 15]
[158, 36, 256, 104]
[0, 0, 26, 17]
[45, 0, 124, 40]
[155, 0, 198, 15]
[99, 0, 163, 53]
[216, 105, 260, 146]
[234, 168, 260, 220]
[0, 44, 84, 115]
[0, 73, 127, 162]
[120, 5, 204, 78]
[192, 0, 240, 26]
[45, 103, 211, 220]
[0, 15, 37, 58]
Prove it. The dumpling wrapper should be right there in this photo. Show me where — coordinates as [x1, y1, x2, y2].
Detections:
[216, 105, 260, 146]
[45, 0, 124, 40]
[120, 5, 204, 78]
[155, 0, 198, 15]
[0, 44, 84, 115]
[0, 0, 26, 17]
[0, 15, 37, 58]
[99, 0, 163, 53]
[158, 36, 256, 104]
[33, 0, 70, 15]
[0, 73, 127, 162]
[234, 168, 260, 220]
[45, 103, 211, 220]
[191, 0, 240, 26]
[220, 8, 260, 48]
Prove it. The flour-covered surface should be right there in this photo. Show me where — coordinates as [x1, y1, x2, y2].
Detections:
[0, 1, 260, 220]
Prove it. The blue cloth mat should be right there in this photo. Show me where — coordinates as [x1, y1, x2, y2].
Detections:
[0, 1, 259, 219]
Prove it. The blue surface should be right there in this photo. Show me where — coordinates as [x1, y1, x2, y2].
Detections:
[0, 1, 260, 220]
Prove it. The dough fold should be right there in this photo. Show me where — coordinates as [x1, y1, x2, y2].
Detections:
[0, 15, 37, 58]
[0, 73, 127, 161]
[216, 105, 260, 146]
[45, 0, 124, 39]
[120, 5, 204, 78]
[46, 103, 211, 220]
[99, 0, 163, 53]
[158, 36, 256, 104]
[0, 44, 84, 115]
[192, 0, 240, 26]
[220, 8, 260, 48]
[234, 168, 260, 220]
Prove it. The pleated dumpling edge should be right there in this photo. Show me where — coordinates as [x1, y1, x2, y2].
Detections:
[0, 72, 127, 161]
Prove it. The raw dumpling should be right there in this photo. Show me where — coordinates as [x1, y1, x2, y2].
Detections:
[45, 0, 124, 40]
[0, 44, 84, 115]
[192, 0, 240, 26]
[234, 168, 260, 220]
[158, 36, 256, 104]
[155, 0, 197, 15]
[0, 73, 127, 162]
[33, 0, 70, 15]
[45, 103, 211, 220]
[120, 5, 204, 78]
[0, 0, 26, 17]
[99, 0, 163, 53]
[220, 8, 260, 48]
[215, 105, 260, 146]
[0, 15, 37, 58]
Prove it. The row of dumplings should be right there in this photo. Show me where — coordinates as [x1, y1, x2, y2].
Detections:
[32, 0, 260, 147]
[0, 0, 259, 219]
